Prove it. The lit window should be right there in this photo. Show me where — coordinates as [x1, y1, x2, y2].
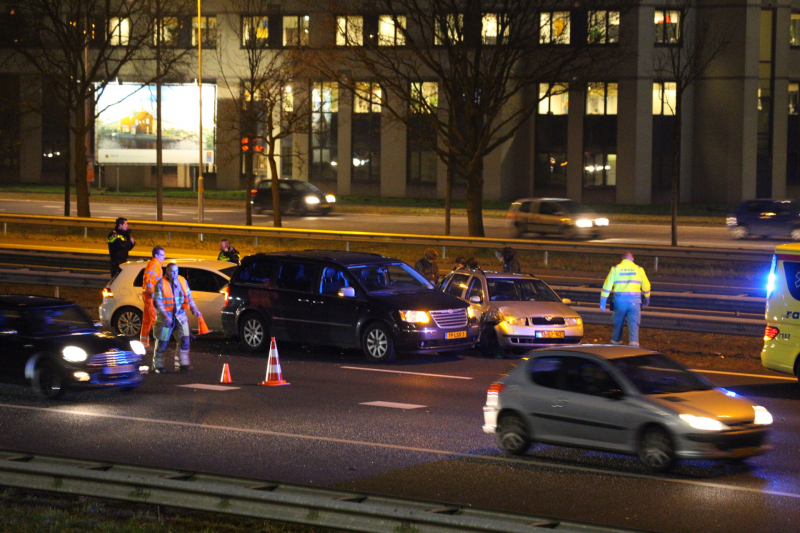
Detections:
[311, 82, 339, 181]
[791, 14, 800, 47]
[584, 153, 616, 187]
[538, 83, 569, 115]
[482, 13, 509, 45]
[242, 16, 269, 47]
[154, 17, 179, 47]
[411, 82, 438, 112]
[336, 16, 363, 46]
[790, 83, 799, 115]
[586, 82, 618, 115]
[655, 9, 680, 44]
[435, 14, 463, 45]
[109, 17, 130, 46]
[354, 82, 381, 113]
[653, 82, 677, 115]
[283, 15, 309, 46]
[540, 12, 570, 44]
[588, 11, 619, 44]
[378, 15, 406, 46]
[192, 16, 217, 47]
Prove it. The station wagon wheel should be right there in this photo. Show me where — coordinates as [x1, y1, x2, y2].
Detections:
[791, 228, 800, 241]
[240, 313, 268, 352]
[496, 413, 531, 455]
[731, 226, 749, 239]
[638, 426, 675, 472]
[113, 307, 142, 337]
[362, 322, 396, 364]
[33, 360, 66, 400]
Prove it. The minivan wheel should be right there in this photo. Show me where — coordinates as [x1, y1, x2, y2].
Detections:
[240, 314, 268, 352]
[33, 360, 66, 400]
[113, 307, 142, 337]
[638, 426, 676, 472]
[731, 226, 749, 239]
[362, 323, 396, 363]
[496, 413, 531, 455]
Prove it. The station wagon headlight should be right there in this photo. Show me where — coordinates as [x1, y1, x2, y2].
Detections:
[304, 195, 320, 204]
[62, 346, 88, 363]
[399, 310, 430, 324]
[753, 406, 773, 425]
[130, 340, 146, 355]
[325, 194, 336, 203]
[594, 218, 609, 226]
[565, 317, 582, 326]
[679, 414, 728, 431]
[575, 219, 593, 228]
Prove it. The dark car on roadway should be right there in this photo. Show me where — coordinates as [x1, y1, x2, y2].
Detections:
[506, 198, 608, 239]
[221, 251, 480, 363]
[726, 199, 800, 240]
[0, 295, 144, 399]
[484, 345, 772, 472]
[251, 179, 335, 216]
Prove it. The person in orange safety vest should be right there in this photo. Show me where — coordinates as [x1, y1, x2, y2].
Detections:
[140, 246, 166, 349]
[152, 262, 201, 373]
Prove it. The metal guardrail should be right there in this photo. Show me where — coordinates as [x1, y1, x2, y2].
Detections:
[0, 213, 775, 269]
[0, 451, 638, 533]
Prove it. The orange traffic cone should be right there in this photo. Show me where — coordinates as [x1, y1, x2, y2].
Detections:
[259, 337, 289, 386]
[220, 363, 233, 384]
[198, 316, 211, 335]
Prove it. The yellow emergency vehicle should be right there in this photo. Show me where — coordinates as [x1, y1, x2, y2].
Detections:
[762, 243, 800, 382]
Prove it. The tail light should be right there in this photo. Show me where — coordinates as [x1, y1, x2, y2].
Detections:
[506, 212, 517, 221]
[487, 382, 506, 396]
[102, 288, 113, 298]
[221, 286, 229, 306]
[250, 189, 258, 195]
[764, 326, 779, 341]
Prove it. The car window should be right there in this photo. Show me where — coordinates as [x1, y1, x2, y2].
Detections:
[488, 279, 561, 302]
[279, 182, 292, 191]
[257, 181, 271, 190]
[529, 356, 563, 389]
[563, 357, 621, 397]
[186, 268, 225, 293]
[319, 266, 352, 295]
[444, 274, 470, 299]
[276, 261, 319, 292]
[467, 277, 484, 301]
[219, 266, 236, 278]
[0, 308, 22, 331]
[518, 201, 531, 214]
[235, 258, 275, 284]
[349, 263, 432, 293]
[23, 305, 95, 335]
[133, 267, 146, 287]
[611, 353, 713, 394]
[539, 202, 558, 215]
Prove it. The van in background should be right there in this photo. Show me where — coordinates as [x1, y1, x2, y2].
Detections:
[762, 243, 800, 382]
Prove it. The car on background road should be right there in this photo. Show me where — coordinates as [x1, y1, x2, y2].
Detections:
[222, 250, 480, 363]
[251, 179, 335, 216]
[100, 259, 236, 337]
[483, 345, 772, 472]
[726, 199, 800, 240]
[506, 198, 608, 239]
[0, 295, 144, 399]
[438, 269, 582, 355]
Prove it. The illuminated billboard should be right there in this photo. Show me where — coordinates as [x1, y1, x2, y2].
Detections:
[96, 83, 216, 165]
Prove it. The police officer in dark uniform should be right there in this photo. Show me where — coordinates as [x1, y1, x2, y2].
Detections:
[108, 217, 135, 278]
[217, 239, 240, 264]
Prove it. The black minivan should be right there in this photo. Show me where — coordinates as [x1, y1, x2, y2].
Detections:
[221, 251, 480, 363]
[727, 199, 800, 240]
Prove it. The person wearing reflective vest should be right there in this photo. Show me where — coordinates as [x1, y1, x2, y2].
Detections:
[140, 246, 166, 349]
[152, 262, 202, 373]
[600, 252, 651, 346]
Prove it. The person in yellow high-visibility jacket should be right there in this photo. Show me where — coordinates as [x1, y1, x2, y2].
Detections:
[600, 252, 651, 346]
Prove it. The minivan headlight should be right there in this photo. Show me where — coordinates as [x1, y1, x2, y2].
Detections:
[62, 346, 88, 363]
[304, 195, 320, 204]
[753, 406, 773, 425]
[399, 310, 430, 324]
[325, 194, 336, 203]
[679, 414, 728, 431]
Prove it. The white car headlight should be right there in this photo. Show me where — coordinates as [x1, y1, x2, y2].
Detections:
[304, 195, 320, 204]
[130, 340, 146, 355]
[679, 414, 728, 431]
[62, 346, 88, 363]
[325, 194, 336, 203]
[399, 310, 430, 324]
[575, 219, 594, 228]
[564, 317, 582, 326]
[594, 217, 609, 226]
[503, 315, 527, 326]
[753, 406, 773, 425]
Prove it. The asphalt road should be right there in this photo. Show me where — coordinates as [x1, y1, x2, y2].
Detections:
[0, 197, 787, 250]
[0, 338, 798, 533]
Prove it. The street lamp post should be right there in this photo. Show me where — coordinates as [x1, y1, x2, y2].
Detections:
[197, 0, 204, 223]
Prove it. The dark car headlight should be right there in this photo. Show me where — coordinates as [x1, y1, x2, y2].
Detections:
[62, 346, 88, 363]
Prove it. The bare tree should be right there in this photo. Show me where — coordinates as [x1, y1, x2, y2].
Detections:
[652, 0, 729, 246]
[216, 0, 311, 227]
[315, 0, 634, 236]
[0, 0, 163, 217]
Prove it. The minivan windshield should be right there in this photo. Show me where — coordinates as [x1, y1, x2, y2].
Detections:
[348, 263, 433, 293]
[611, 353, 713, 394]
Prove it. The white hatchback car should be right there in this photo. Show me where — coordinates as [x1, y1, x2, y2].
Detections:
[99, 259, 237, 337]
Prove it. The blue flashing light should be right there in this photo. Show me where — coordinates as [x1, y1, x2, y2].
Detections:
[766, 255, 777, 298]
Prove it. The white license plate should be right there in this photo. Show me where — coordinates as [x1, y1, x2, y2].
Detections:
[535, 331, 564, 339]
[446, 331, 467, 339]
[103, 364, 136, 375]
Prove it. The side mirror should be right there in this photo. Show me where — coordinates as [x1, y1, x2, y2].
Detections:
[338, 287, 356, 298]
[561, 298, 572, 304]
[470, 295, 482, 304]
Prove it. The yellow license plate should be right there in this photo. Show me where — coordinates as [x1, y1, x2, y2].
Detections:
[446, 331, 467, 339]
[536, 331, 565, 339]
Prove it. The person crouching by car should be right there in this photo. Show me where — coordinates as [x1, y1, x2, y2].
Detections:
[140, 246, 166, 351]
[414, 248, 440, 284]
[218, 239, 240, 264]
[152, 262, 202, 373]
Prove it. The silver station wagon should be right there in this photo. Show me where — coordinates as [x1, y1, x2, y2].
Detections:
[483, 345, 772, 471]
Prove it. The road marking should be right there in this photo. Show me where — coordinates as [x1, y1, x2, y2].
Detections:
[340, 366, 473, 380]
[1, 402, 799, 500]
[359, 401, 426, 409]
[691, 369, 796, 381]
[178, 384, 240, 391]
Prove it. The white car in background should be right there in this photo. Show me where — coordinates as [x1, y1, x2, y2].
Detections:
[99, 259, 237, 337]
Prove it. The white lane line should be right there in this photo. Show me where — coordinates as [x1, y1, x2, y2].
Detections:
[691, 369, 796, 381]
[359, 401, 426, 409]
[1, 402, 799, 499]
[178, 384, 240, 391]
[340, 366, 473, 380]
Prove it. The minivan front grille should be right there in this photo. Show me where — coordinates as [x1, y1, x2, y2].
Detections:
[88, 349, 140, 367]
[429, 308, 469, 328]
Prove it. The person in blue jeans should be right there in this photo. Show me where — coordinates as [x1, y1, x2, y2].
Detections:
[599, 252, 651, 346]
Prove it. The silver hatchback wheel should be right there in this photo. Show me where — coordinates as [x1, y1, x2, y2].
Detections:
[113, 307, 142, 337]
[791, 228, 800, 241]
[731, 226, 749, 239]
[497, 413, 531, 455]
[638, 426, 675, 472]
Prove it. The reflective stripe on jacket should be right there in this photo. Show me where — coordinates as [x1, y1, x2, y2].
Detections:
[154, 276, 193, 324]
[601, 259, 651, 299]
[142, 258, 163, 296]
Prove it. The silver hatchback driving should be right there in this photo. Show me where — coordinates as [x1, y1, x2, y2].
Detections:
[483, 345, 772, 471]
